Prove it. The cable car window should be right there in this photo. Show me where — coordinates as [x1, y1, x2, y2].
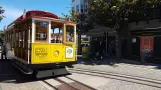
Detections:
[66, 25, 74, 42]
[20, 32, 23, 47]
[12, 33, 14, 47]
[19, 32, 21, 47]
[16, 33, 18, 47]
[35, 21, 48, 41]
[10, 34, 11, 42]
[51, 22, 63, 43]
[23, 31, 25, 48]
[40, 22, 48, 28]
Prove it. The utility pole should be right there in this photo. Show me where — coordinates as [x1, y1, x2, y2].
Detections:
[104, 32, 108, 58]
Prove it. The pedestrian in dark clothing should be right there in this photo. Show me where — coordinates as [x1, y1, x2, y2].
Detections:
[98, 39, 103, 59]
[1, 44, 7, 60]
[91, 40, 96, 59]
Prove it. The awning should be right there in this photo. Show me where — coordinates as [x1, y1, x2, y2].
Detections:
[86, 24, 116, 37]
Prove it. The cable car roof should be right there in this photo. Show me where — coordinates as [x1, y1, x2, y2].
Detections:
[7, 10, 76, 29]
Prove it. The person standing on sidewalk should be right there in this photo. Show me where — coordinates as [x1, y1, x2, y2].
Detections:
[1, 44, 7, 60]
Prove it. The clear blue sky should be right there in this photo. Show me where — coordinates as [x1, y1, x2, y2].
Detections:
[0, 0, 71, 30]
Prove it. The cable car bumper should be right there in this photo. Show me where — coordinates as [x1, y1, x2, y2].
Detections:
[27, 61, 77, 69]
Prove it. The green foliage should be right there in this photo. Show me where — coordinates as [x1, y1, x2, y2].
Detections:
[88, 0, 161, 31]
[0, 6, 5, 22]
[0, 30, 4, 38]
[62, 10, 81, 22]
[62, 10, 93, 33]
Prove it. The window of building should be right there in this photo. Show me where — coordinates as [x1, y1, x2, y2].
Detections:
[81, 9, 84, 13]
[81, 4, 84, 13]
[85, 3, 88, 12]
[81, 4, 84, 9]
[72, 7, 75, 11]
[76, 5, 79, 12]
[72, 0, 75, 2]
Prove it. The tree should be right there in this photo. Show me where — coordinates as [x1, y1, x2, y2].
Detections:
[62, 10, 93, 33]
[0, 30, 4, 38]
[89, 0, 161, 30]
[87, 0, 161, 60]
[0, 30, 4, 44]
[0, 6, 5, 22]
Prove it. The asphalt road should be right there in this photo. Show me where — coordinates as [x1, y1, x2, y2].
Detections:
[0, 59, 47, 90]
[0, 55, 161, 90]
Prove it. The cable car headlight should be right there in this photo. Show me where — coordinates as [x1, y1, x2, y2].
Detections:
[55, 50, 59, 56]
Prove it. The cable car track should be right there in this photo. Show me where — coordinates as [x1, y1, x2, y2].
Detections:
[38, 77, 95, 90]
[11, 61, 95, 90]
[65, 76, 95, 90]
[68, 68, 161, 89]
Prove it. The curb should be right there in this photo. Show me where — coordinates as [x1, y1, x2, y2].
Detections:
[118, 63, 161, 72]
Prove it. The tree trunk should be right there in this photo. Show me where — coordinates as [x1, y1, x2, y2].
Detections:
[116, 32, 122, 61]
[78, 33, 81, 54]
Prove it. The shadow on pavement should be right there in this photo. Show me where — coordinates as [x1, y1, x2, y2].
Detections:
[76, 56, 118, 66]
[0, 59, 68, 84]
[76, 56, 161, 70]
[0, 59, 33, 83]
[155, 65, 161, 69]
[1, 56, 161, 83]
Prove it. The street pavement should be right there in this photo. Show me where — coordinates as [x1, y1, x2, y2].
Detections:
[67, 73, 160, 90]
[0, 59, 47, 90]
[0, 55, 161, 90]
[75, 57, 161, 81]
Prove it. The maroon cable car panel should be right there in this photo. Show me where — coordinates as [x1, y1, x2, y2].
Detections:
[17, 10, 59, 21]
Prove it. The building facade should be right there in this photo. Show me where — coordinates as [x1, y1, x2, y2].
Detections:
[72, 0, 90, 53]
[72, 0, 88, 13]
[126, 7, 161, 63]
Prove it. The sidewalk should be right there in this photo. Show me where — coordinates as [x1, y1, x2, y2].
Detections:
[74, 56, 161, 80]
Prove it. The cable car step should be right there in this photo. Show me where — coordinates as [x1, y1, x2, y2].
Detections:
[12, 63, 33, 74]
[36, 68, 69, 78]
